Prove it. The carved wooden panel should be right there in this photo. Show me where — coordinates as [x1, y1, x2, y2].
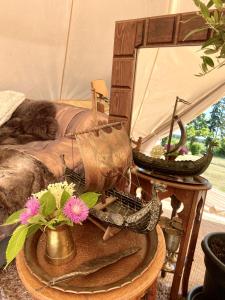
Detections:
[114, 21, 137, 56]
[147, 16, 176, 45]
[135, 20, 145, 47]
[111, 58, 135, 88]
[178, 12, 209, 42]
[109, 11, 212, 134]
[110, 89, 133, 118]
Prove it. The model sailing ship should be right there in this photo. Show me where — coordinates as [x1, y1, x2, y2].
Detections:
[133, 96, 214, 177]
[63, 88, 162, 234]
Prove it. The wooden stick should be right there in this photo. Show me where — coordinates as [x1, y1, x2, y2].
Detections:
[65, 122, 123, 138]
[92, 88, 98, 127]
[166, 96, 179, 159]
[94, 196, 117, 211]
[88, 216, 106, 232]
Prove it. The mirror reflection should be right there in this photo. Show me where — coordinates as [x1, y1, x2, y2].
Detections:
[131, 47, 225, 151]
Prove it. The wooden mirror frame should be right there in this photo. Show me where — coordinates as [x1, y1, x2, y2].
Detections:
[108, 11, 212, 134]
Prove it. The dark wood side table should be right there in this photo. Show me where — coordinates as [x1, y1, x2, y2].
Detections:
[131, 168, 211, 300]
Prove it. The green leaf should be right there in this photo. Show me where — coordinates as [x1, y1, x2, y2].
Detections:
[204, 48, 219, 54]
[45, 219, 57, 229]
[212, 0, 223, 9]
[214, 9, 219, 23]
[27, 224, 41, 238]
[201, 62, 208, 73]
[201, 37, 219, 49]
[202, 55, 215, 67]
[64, 219, 73, 226]
[5, 224, 28, 267]
[193, 0, 201, 7]
[39, 191, 48, 205]
[183, 27, 207, 41]
[2, 209, 24, 226]
[80, 192, 101, 208]
[207, 0, 214, 8]
[27, 214, 43, 225]
[60, 190, 71, 207]
[40, 191, 56, 216]
[199, 2, 210, 19]
[56, 213, 68, 222]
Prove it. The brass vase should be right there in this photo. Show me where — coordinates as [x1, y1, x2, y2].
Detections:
[45, 224, 76, 265]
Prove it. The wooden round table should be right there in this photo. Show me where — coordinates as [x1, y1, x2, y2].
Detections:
[16, 226, 165, 300]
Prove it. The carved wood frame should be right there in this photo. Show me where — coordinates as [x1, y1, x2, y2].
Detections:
[108, 11, 212, 134]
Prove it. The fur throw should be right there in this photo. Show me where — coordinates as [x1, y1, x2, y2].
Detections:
[0, 148, 55, 223]
[0, 99, 58, 145]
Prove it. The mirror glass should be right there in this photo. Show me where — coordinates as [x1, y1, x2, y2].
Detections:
[131, 46, 225, 149]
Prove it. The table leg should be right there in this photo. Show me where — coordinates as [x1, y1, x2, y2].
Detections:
[181, 192, 206, 296]
[169, 192, 199, 300]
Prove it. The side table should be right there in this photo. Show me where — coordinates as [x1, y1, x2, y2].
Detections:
[131, 169, 211, 300]
[16, 225, 165, 300]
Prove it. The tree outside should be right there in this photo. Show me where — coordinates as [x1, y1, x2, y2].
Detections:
[186, 97, 225, 156]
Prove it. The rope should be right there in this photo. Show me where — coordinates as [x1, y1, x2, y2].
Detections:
[59, 0, 74, 100]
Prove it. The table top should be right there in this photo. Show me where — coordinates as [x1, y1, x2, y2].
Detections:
[132, 167, 211, 191]
[16, 226, 165, 300]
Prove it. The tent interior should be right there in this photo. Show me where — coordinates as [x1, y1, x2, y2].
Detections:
[0, 1, 225, 300]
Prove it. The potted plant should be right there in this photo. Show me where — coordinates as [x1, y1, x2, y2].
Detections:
[187, 232, 225, 300]
[0, 181, 100, 267]
[185, 0, 225, 76]
[201, 232, 225, 299]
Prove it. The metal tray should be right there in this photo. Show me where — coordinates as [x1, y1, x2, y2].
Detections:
[24, 221, 158, 294]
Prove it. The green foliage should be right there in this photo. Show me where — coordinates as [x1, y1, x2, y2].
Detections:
[2, 209, 24, 226]
[186, 0, 225, 76]
[186, 99, 225, 157]
[5, 225, 29, 268]
[27, 224, 40, 238]
[80, 192, 101, 208]
[208, 98, 225, 138]
[40, 191, 56, 216]
[60, 190, 71, 207]
[161, 136, 180, 147]
[186, 113, 212, 144]
[190, 142, 205, 155]
[214, 137, 225, 156]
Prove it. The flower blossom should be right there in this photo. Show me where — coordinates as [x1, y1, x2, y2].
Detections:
[63, 196, 89, 224]
[178, 146, 188, 155]
[20, 196, 40, 224]
[164, 144, 188, 156]
[47, 181, 75, 209]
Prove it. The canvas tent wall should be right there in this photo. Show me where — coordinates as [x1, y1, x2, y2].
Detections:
[0, 0, 224, 147]
[0, 0, 170, 100]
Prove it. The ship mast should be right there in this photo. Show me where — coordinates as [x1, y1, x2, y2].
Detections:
[166, 96, 190, 160]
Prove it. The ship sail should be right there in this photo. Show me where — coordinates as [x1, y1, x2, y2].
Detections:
[74, 123, 132, 192]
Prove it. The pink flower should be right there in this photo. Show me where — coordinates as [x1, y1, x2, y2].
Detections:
[63, 196, 89, 224]
[179, 146, 188, 155]
[20, 196, 40, 224]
